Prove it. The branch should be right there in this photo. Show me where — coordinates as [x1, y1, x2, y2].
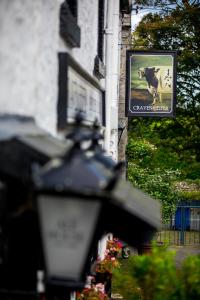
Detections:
[178, 80, 200, 90]
[178, 74, 200, 86]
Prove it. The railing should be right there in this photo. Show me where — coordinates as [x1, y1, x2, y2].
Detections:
[156, 219, 200, 245]
[156, 204, 200, 245]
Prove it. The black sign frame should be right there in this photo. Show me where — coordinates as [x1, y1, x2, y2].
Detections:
[126, 50, 177, 118]
[57, 53, 105, 130]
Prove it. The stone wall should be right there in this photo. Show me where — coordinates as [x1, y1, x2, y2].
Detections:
[118, 12, 131, 177]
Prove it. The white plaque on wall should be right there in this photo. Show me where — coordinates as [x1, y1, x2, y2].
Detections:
[58, 53, 105, 129]
[68, 67, 102, 124]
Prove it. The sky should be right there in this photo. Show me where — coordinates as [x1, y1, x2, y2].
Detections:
[131, 1, 177, 31]
[131, 10, 148, 31]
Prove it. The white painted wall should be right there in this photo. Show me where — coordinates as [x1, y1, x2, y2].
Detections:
[73, 0, 99, 77]
[0, 0, 122, 276]
[0, 0, 63, 135]
[0, 0, 120, 157]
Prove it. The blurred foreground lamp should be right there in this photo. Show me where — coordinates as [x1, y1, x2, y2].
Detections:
[33, 114, 161, 292]
[106, 179, 161, 252]
[37, 193, 101, 288]
[33, 141, 112, 290]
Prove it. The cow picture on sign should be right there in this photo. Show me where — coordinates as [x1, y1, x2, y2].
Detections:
[126, 51, 177, 118]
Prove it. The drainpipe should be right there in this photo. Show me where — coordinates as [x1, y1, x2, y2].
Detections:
[104, 0, 114, 155]
[98, 0, 119, 260]
[104, 0, 120, 161]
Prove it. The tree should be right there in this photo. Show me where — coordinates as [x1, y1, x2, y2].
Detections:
[127, 1, 200, 221]
[131, 0, 200, 160]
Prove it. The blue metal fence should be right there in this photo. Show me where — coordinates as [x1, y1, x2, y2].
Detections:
[157, 201, 200, 245]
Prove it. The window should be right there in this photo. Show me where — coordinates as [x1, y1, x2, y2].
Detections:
[98, 0, 105, 61]
[67, 0, 78, 20]
[94, 0, 105, 79]
[60, 0, 80, 48]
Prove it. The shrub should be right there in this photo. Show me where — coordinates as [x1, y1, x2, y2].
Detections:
[77, 287, 108, 300]
[113, 244, 200, 300]
[127, 163, 179, 223]
[180, 255, 200, 299]
[126, 139, 156, 165]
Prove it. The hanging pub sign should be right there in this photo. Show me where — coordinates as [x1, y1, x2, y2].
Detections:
[57, 53, 105, 129]
[125, 50, 177, 118]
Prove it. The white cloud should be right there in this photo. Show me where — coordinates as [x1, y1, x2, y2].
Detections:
[131, 11, 148, 31]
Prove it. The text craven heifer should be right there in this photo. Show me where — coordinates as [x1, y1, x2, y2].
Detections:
[125, 51, 177, 118]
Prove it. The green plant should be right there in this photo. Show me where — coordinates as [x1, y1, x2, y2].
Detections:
[95, 256, 120, 274]
[180, 255, 200, 299]
[178, 190, 200, 201]
[77, 287, 108, 300]
[113, 244, 200, 300]
[126, 139, 156, 165]
[127, 163, 179, 223]
[95, 238, 122, 274]
[106, 238, 123, 256]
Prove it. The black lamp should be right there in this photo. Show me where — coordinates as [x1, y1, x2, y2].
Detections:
[33, 114, 160, 293]
[0, 114, 160, 299]
[33, 117, 113, 290]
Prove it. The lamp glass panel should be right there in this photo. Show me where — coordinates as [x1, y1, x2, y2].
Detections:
[38, 195, 101, 281]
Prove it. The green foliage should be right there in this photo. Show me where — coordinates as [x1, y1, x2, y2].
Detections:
[127, 1, 200, 222]
[132, 1, 200, 129]
[126, 139, 156, 165]
[129, 115, 200, 165]
[184, 163, 200, 180]
[180, 255, 200, 299]
[127, 116, 200, 222]
[152, 148, 181, 170]
[128, 162, 179, 222]
[112, 257, 142, 300]
[77, 288, 108, 300]
[178, 191, 200, 201]
[113, 244, 200, 300]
